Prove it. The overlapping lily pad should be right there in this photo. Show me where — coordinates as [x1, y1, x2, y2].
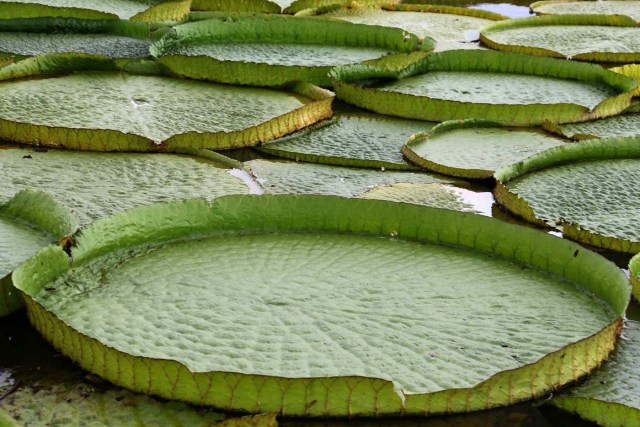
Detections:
[549, 320, 640, 426]
[0, 54, 333, 150]
[0, 190, 75, 317]
[0, 145, 254, 225]
[611, 64, 640, 97]
[544, 113, 640, 140]
[151, 14, 428, 87]
[358, 182, 480, 212]
[0, 18, 151, 61]
[0, 381, 277, 426]
[190, 0, 281, 13]
[12, 195, 629, 416]
[480, 15, 640, 63]
[308, 3, 505, 50]
[0, 0, 192, 23]
[247, 159, 448, 196]
[631, 254, 640, 301]
[531, 0, 640, 22]
[257, 113, 435, 170]
[402, 119, 568, 178]
[494, 137, 640, 253]
[330, 50, 637, 125]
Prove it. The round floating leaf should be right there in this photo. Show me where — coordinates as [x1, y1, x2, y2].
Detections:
[257, 113, 435, 170]
[494, 137, 640, 254]
[631, 254, 640, 301]
[12, 195, 629, 416]
[246, 159, 449, 196]
[480, 15, 640, 63]
[151, 14, 427, 87]
[0, 145, 254, 225]
[190, 0, 281, 13]
[358, 182, 480, 212]
[285, 0, 392, 15]
[0, 0, 191, 22]
[0, 57, 333, 150]
[0, 190, 75, 317]
[610, 63, 640, 97]
[0, 18, 151, 61]
[0, 381, 277, 426]
[543, 113, 640, 140]
[402, 119, 567, 179]
[330, 50, 637, 125]
[549, 320, 640, 426]
[531, 0, 640, 23]
[309, 3, 505, 51]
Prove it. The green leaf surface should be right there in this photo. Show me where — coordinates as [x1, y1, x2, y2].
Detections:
[12, 195, 629, 416]
[330, 50, 636, 125]
[152, 14, 425, 86]
[549, 320, 640, 426]
[631, 254, 640, 301]
[610, 63, 640, 97]
[358, 182, 479, 212]
[0, 146, 253, 225]
[257, 113, 435, 170]
[0, 0, 190, 21]
[190, 0, 281, 13]
[544, 113, 640, 140]
[318, 4, 503, 51]
[480, 15, 640, 63]
[0, 190, 75, 317]
[403, 120, 568, 179]
[531, 0, 640, 22]
[0, 69, 332, 150]
[494, 137, 640, 253]
[0, 381, 278, 427]
[246, 159, 448, 196]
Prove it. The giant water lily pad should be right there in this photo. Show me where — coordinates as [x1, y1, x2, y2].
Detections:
[544, 113, 640, 140]
[402, 120, 567, 178]
[549, 320, 640, 426]
[0, 18, 151, 61]
[190, 0, 280, 13]
[246, 159, 448, 196]
[330, 50, 637, 125]
[358, 182, 481, 212]
[151, 14, 428, 87]
[0, 58, 333, 150]
[531, 0, 640, 22]
[12, 195, 630, 416]
[310, 3, 505, 51]
[257, 113, 435, 170]
[495, 137, 640, 253]
[0, 145, 253, 225]
[0, 0, 191, 23]
[610, 64, 640, 97]
[631, 254, 640, 301]
[0, 190, 75, 317]
[480, 15, 640, 63]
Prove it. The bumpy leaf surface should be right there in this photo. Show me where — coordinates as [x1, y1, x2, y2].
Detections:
[545, 113, 640, 140]
[532, 0, 640, 22]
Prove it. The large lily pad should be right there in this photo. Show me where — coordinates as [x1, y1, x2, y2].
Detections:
[549, 320, 640, 426]
[190, 0, 280, 13]
[0, 190, 75, 317]
[358, 182, 481, 212]
[543, 113, 640, 140]
[494, 137, 640, 253]
[0, 145, 253, 225]
[531, 0, 640, 22]
[0, 18, 151, 61]
[610, 63, 640, 97]
[151, 14, 428, 87]
[257, 113, 435, 170]
[0, 56, 333, 150]
[0, 0, 192, 23]
[402, 119, 567, 178]
[309, 3, 505, 50]
[631, 254, 640, 301]
[0, 382, 277, 426]
[246, 159, 448, 196]
[330, 49, 637, 125]
[480, 15, 640, 63]
[12, 195, 629, 416]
